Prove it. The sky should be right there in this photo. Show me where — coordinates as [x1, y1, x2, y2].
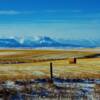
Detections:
[0, 0, 100, 39]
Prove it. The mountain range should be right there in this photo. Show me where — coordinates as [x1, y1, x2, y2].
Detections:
[0, 36, 99, 48]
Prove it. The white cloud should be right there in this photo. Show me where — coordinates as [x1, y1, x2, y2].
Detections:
[38, 9, 82, 13]
[0, 10, 37, 15]
[0, 9, 82, 15]
[0, 10, 21, 15]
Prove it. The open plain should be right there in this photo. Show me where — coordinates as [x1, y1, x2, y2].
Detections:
[0, 49, 99, 81]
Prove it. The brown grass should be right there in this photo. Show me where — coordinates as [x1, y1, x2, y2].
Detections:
[0, 49, 100, 81]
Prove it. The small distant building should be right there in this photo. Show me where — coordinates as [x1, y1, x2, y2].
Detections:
[68, 57, 77, 64]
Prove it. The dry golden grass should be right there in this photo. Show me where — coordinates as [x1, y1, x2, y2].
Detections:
[0, 49, 100, 81]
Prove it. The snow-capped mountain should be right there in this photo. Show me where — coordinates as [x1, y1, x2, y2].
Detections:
[60, 39, 97, 48]
[0, 39, 22, 48]
[37, 36, 57, 44]
[0, 36, 100, 48]
[20, 36, 81, 48]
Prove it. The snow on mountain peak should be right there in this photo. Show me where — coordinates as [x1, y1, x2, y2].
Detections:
[38, 36, 56, 44]
[0, 36, 99, 48]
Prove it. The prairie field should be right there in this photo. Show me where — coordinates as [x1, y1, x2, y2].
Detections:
[0, 49, 100, 81]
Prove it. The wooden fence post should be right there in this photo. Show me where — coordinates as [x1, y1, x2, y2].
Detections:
[50, 62, 53, 83]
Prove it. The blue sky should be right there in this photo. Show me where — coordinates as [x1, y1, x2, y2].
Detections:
[0, 0, 100, 39]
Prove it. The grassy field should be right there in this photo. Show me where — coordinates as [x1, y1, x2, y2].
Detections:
[0, 49, 100, 81]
